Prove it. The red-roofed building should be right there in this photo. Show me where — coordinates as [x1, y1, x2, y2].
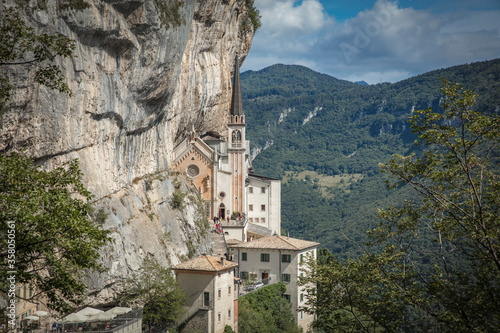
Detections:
[173, 255, 238, 333]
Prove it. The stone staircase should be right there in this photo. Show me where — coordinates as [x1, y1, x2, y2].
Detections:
[210, 231, 227, 257]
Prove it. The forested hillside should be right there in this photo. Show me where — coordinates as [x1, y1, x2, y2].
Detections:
[241, 59, 500, 259]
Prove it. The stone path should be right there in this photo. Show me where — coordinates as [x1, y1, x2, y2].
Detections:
[210, 230, 227, 257]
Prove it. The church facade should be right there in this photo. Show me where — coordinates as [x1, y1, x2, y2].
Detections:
[173, 56, 281, 239]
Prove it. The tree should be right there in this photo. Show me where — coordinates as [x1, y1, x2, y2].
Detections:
[0, 153, 110, 312]
[119, 258, 186, 329]
[238, 283, 302, 333]
[224, 325, 236, 333]
[300, 79, 500, 332]
[0, 8, 74, 109]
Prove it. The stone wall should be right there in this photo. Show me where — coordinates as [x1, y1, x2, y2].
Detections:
[179, 309, 210, 333]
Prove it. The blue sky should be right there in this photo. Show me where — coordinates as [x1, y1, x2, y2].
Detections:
[240, 0, 500, 84]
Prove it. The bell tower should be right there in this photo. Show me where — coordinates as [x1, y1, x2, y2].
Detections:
[228, 54, 247, 216]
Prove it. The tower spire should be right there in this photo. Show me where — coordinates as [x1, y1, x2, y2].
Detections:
[230, 54, 243, 116]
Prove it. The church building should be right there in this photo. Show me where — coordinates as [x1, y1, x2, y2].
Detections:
[173, 56, 281, 240]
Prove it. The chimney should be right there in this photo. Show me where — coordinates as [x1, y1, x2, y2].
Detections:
[221, 257, 226, 266]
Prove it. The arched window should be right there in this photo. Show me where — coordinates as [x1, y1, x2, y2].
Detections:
[232, 130, 241, 143]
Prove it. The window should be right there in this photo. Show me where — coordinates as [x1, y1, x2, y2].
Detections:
[249, 187, 253, 193]
[282, 254, 291, 263]
[300, 293, 304, 302]
[261, 217, 266, 223]
[300, 311, 303, 320]
[240, 271, 249, 279]
[205, 202, 210, 216]
[300, 254, 304, 264]
[261, 187, 266, 193]
[249, 204, 253, 211]
[250, 273, 258, 280]
[283, 294, 291, 302]
[261, 205, 266, 211]
[261, 253, 270, 262]
[218, 288, 221, 299]
[281, 274, 291, 282]
[249, 218, 253, 222]
[228, 309, 231, 318]
[203, 292, 210, 307]
[255, 218, 259, 223]
[24, 286, 27, 299]
[218, 313, 221, 322]
[242, 252, 247, 261]
[228, 286, 231, 295]
[186, 164, 200, 178]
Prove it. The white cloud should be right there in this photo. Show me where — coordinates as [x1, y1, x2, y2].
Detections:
[242, 0, 500, 84]
[257, 0, 334, 37]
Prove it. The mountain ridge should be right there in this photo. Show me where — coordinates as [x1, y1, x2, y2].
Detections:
[242, 58, 500, 258]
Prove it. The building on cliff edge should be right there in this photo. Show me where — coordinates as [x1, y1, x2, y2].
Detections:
[173, 55, 319, 332]
[173, 255, 239, 333]
[173, 55, 280, 241]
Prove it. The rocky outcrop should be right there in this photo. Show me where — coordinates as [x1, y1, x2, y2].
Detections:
[0, 0, 254, 303]
[85, 170, 213, 305]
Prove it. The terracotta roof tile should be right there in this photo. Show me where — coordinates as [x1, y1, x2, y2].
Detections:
[226, 238, 243, 245]
[173, 255, 237, 272]
[230, 235, 319, 250]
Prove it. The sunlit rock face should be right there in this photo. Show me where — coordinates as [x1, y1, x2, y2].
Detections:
[0, 0, 254, 304]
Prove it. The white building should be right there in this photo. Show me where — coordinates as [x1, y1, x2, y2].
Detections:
[174, 55, 320, 331]
[229, 235, 319, 330]
[173, 55, 281, 240]
[173, 255, 239, 333]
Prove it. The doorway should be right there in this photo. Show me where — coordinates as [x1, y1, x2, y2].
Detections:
[262, 272, 269, 285]
[218, 203, 226, 220]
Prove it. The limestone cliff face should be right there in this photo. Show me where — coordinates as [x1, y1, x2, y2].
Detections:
[0, 0, 254, 304]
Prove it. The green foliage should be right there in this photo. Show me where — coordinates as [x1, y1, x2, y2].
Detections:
[0, 153, 110, 312]
[300, 81, 500, 332]
[238, 283, 302, 333]
[89, 207, 109, 224]
[155, 0, 185, 29]
[0, 8, 75, 109]
[171, 188, 187, 210]
[240, 0, 261, 34]
[243, 59, 500, 259]
[224, 325, 236, 333]
[188, 192, 211, 234]
[120, 257, 186, 327]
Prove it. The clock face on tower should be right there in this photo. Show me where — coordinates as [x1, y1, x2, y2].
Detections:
[186, 164, 200, 178]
